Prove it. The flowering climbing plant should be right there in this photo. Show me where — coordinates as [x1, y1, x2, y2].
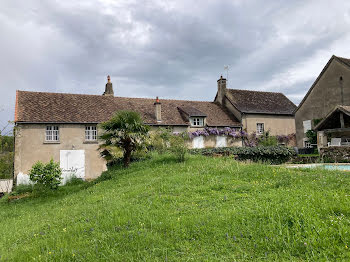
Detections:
[188, 127, 246, 139]
[188, 127, 296, 147]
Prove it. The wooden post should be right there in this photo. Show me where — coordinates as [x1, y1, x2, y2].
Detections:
[340, 112, 345, 128]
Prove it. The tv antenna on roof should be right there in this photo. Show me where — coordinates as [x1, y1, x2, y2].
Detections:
[224, 65, 229, 80]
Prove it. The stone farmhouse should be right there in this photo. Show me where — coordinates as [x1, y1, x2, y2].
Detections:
[14, 76, 296, 183]
[215, 78, 296, 136]
[295, 55, 350, 148]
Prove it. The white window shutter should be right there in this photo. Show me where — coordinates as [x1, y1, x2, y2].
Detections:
[303, 120, 312, 133]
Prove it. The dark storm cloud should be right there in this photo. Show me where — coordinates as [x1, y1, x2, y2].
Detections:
[1, 0, 350, 132]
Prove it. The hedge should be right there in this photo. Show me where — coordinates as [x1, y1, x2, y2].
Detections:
[189, 146, 297, 164]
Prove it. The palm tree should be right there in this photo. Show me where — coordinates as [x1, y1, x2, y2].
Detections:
[99, 111, 149, 168]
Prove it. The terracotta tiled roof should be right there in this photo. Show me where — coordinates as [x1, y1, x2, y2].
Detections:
[15, 91, 241, 127]
[177, 106, 207, 117]
[227, 89, 296, 115]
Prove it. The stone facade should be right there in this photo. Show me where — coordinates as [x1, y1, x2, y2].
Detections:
[319, 146, 350, 162]
[295, 56, 350, 147]
[242, 114, 296, 137]
[215, 77, 296, 140]
[14, 124, 107, 183]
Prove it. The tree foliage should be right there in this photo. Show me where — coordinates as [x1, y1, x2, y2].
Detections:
[169, 133, 189, 162]
[99, 111, 150, 168]
[306, 130, 317, 145]
[29, 159, 62, 189]
[0, 135, 14, 179]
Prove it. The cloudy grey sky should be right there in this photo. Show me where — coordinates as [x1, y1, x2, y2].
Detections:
[1, 0, 350, 133]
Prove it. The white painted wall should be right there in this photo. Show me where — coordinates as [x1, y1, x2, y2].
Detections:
[192, 136, 204, 148]
[0, 179, 13, 193]
[216, 136, 227, 147]
[16, 172, 32, 185]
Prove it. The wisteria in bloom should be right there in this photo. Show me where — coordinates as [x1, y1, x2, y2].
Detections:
[188, 128, 296, 147]
[188, 127, 246, 139]
[277, 133, 296, 144]
[243, 132, 259, 147]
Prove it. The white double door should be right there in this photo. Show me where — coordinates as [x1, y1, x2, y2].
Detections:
[60, 150, 85, 184]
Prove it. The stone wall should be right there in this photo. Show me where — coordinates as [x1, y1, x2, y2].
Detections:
[0, 179, 13, 193]
[319, 146, 350, 162]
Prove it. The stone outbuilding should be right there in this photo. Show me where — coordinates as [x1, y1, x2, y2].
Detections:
[315, 105, 350, 148]
[295, 55, 350, 148]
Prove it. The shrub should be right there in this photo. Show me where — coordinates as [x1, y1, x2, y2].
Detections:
[258, 132, 278, 146]
[149, 128, 172, 154]
[0, 152, 14, 179]
[65, 176, 85, 186]
[12, 185, 33, 195]
[190, 146, 296, 164]
[306, 130, 317, 145]
[29, 159, 62, 189]
[169, 133, 189, 162]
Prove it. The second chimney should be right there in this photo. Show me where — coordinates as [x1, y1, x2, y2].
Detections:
[103, 75, 114, 96]
[154, 96, 161, 122]
[217, 75, 227, 105]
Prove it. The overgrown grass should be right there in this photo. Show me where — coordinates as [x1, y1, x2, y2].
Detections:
[1, 154, 350, 261]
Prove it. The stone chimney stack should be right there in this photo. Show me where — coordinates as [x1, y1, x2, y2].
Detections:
[154, 96, 161, 122]
[216, 75, 227, 105]
[103, 75, 114, 96]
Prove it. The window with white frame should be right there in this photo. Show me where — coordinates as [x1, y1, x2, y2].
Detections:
[45, 126, 59, 141]
[85, 126, 97, 141]
[191, 117, 204, 127]
[256, 123, 264, 134]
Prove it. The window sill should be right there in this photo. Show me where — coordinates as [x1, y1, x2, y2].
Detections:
[43, 141, 60, 144]
[83, 141, 98, 144]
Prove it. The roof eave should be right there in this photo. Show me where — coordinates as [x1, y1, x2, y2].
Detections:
[240, 111, 295, 116]
[315, 105, 350, 131]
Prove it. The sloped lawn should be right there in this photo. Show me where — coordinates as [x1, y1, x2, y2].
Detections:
[1, 154, 350, 261]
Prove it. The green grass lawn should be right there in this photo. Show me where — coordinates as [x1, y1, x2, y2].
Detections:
[1, 154, 350, 261]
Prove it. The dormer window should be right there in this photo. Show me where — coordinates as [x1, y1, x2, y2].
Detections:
[177, 106, 207, 128]
[191, 117, 204, 127]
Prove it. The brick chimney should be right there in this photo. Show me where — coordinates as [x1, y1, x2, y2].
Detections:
[216, 75, 227, 105]
[103, 75, 114, 96]
[154, 96, 161, 122]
